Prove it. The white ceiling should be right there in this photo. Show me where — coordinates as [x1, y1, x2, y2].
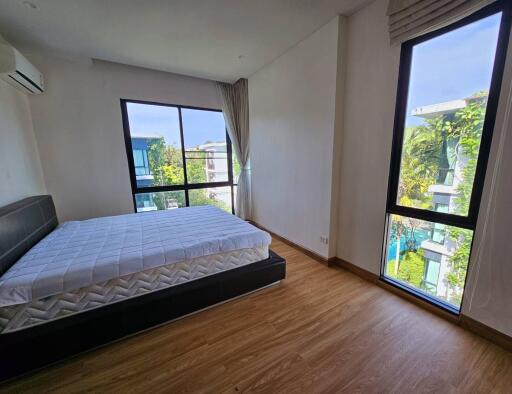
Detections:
[0, 0, 372, 82]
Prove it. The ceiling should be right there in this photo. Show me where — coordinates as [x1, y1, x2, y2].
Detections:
[0, 0, 372, 82]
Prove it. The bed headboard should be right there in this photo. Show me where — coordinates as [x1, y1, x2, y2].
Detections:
[0, 195, 58, 276]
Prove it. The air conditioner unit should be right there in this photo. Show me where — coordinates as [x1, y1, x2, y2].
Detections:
[0, 43, 44, 95]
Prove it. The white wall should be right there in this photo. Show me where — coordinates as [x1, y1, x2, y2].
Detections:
[336, 0, 400, 272]
[249, 17, 343, 258]
[0, 79, 46, 206]
[329, 19, 348, 258]
[337, 0, 512, 336]
[27, 55, 221, 221]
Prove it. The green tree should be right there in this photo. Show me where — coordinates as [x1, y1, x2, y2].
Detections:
[445, 98, 486, 303]
[189, 189, 230, 212]
[147, 138, 167, 186]
[387, 250, 426, 288]
[186, 151, 207, 183]
[398, 126, 440, 209]
[145, 140, 232, 212]
[146, 137, 186, 210]
[152, 191, 186, 211]
[147, 138, 185, 186]
[389, 93, 487, 305]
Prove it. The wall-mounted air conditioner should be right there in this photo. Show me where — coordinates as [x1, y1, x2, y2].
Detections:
[0, 43, 44, 95]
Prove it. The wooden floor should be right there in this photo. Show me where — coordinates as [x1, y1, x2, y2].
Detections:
[2, 238, 512, 393]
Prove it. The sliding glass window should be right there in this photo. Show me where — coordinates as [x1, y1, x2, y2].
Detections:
[383, 2, 511, 312]
[121, 100, 235, 214]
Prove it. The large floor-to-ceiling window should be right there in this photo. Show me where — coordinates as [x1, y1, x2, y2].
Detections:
[383, 2, 511, 312]
[121, 100, 240, 214]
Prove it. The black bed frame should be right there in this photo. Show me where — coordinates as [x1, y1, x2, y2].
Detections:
[0, 196, 286, 383]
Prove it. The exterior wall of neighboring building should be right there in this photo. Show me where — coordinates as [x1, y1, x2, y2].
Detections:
[205, 148, 228, 183]
[416, 96, 483, 302]
[196, 142, 231, 208]
[131, 139, 232, 212]
[196, 142, 228, 181]
[131, 136, 157, 188]
[131, 136, 159, 212]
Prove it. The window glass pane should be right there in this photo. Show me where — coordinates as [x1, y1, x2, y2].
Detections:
[233, 154, 241, 184]
[431, 224, 446, 244]
[186, 152, 229, 184]
[396, 13, 502, 216]
[181, 108, 228, 184]
[384, 214, 473, 309]
[127, 103, 184, 188]
[134, 191, 186, 213]
[133, 150, 144, 167]
[189, 186, 232, 213]
[233, 185, 237, 212]
[133, 149, 150, 176]
[425, 259, 441, 286]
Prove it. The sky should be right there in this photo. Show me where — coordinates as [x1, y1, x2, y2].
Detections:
[127, 102, 226, 149]
[406, 12, 502, 126]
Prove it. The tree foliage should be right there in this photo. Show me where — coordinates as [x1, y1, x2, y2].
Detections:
[398, 126, 441, 208]
[389, 94, 487, 305]
[387, 250, 426, 288]
[186, 151, 208, 184]
[147, 138, 184, 186]
[145, 137, 230, 212]
[444, 99, 486, 302]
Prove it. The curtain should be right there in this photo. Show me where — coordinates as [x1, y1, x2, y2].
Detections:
[387, 0, 496, 45]
[217, 78, 251, 220]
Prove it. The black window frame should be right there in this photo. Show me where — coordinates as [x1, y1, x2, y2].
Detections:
[121, 98, 236, 214]
[382, 0, 512, 313]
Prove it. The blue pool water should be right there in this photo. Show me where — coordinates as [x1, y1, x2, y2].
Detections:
[386, 229, 430, 261]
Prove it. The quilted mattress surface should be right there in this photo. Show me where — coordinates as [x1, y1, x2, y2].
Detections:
[0, 206, 271, 307]
[0, 246, 268, 333]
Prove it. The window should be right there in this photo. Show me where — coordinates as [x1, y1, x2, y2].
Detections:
[182, 108, 229, 184]
[133, 149, 150, 176]
[189, 186, 232, 212]
[383, 2, 511, 312]
[121, 100, 236, 214]
[134, 191, 186, 212]
[430, 203, 448, 244]
[424, 259, 441, 294]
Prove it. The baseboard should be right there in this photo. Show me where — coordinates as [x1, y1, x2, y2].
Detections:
[249, 221, 333, 266]
[331, 257, 512, 352]
[460, 315, 512, 353]
[333, 258, 380, 284]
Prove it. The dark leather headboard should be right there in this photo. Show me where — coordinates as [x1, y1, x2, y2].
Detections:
[0, 195, 58, 276]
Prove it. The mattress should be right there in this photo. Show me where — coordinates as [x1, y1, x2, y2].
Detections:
[0, 206, 271, 307]
[0, 246, 268, 333]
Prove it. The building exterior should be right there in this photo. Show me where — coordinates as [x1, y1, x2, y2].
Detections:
[412, 95, 486, 302]
[131, 137, 231, 212]
[131, 134, 160, 212]
[195, 142, 231, 208]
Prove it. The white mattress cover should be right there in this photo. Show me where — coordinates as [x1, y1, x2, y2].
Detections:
[0, 246, 268, 333]
[0, 206, 271, 307]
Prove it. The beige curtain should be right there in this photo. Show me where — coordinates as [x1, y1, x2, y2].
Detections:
[217, 78, 251, 220]
[387, 0, 496, 45]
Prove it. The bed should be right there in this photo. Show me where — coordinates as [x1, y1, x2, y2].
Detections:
[0, 196, 286, 381]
